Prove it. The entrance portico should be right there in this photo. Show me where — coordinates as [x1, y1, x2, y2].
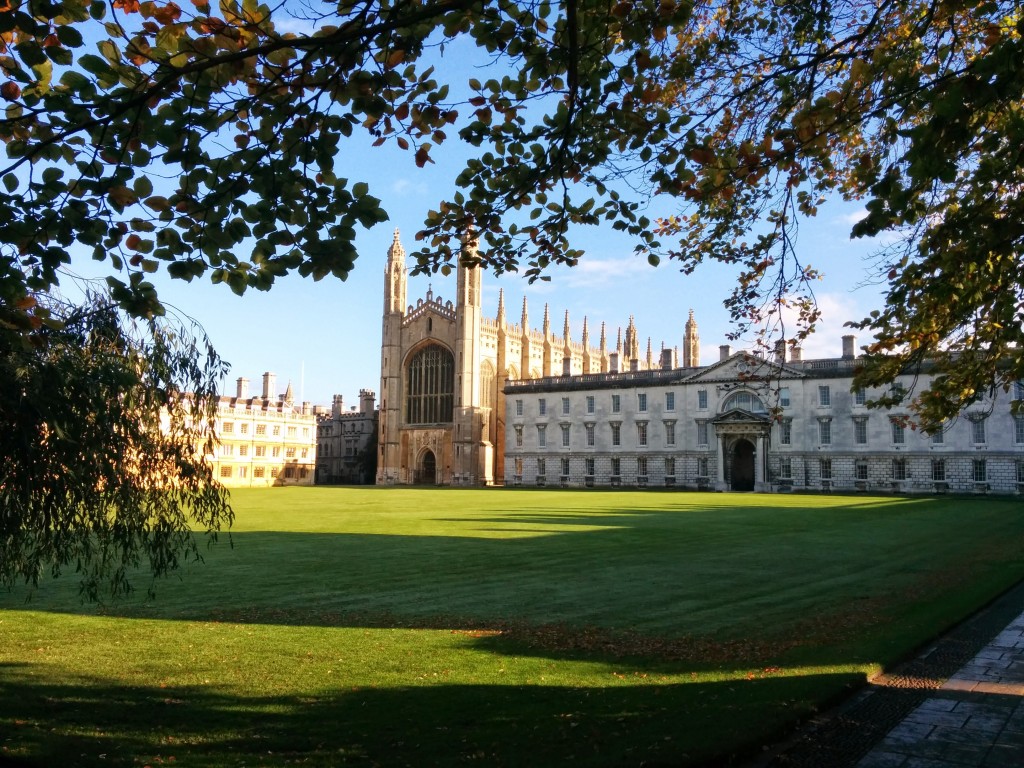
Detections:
[712, 410, 772, 492]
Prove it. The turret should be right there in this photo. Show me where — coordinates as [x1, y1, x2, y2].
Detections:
[384, 229, 407, 314]
[683, 309, 700, 367]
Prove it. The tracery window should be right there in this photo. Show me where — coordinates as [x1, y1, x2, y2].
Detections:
[722, 391, 767, 413]
[406, 345, 454, 424]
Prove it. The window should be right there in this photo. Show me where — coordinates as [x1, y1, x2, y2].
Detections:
[818, 386, 831, 407]
[697, 420, 709, 446]
[665, 457, 675, 476]
[611, 457, 621, 476]
[637, 456, 648, 477]
[287, 426, 297, 437]
[302, 427, 310, 438]
[272, 446, 281, 458]
[931, 427, 945, 445]
[820, 458, 832, 480]
[1018, 462, 1024, 483]
[561, 424, 570, 447]
[891, 420, 905, 445]
[238, 466, 248, 479]
[972, 417, 986, 444]
[222, 422, 234, 434]
[585, 424, 595, 446]
[561, 457, 570, 476]
[890, 383, 907, 402]
[892, 458, 907, 481]
[780, 420, 792, 446]
[585, 457, 595, 476]
[856, 461, 868, 480]
[1015, 381, 1024, 400]
[406, 344, 455, 424]
[537, 425, 547, 447]
[638, 393, 648, 412]
[666, 392, 675, 411]
[270, 467, 279, 478]
[611, 395, 621, 413]
[538, 398, 547, 416]
[254, 466, 265, 478]
[723, 391, 767, 413]
[219, 465, 232, 478]
[514, 458, 523, 477]
[697, 389, 708, 410]
[779, 458, 792, 479]
[637, 422, 648, 446]
[537, 458, 546, 476]
[779, 388, 791, 408]
[973, 459, 987, 483]
[515, 399, 523, 417]
[665, 421, 676, 446]
[273, 425, 281, 436]
[284, 466, 295, 479]
[611, 423, 621, 446]
[514, 425, 523, 448]
[854, 418, 867, 445]
[256, 424, 266, 436]
[562, 397, 570, 415]
[239, 445, 248, 457]
[1016, 416, 1024, 445]
[240, 423, 249, 434]
[818, 419, 832, 445]
[854, 388, 867, 406]
[255, 445, 266, 457]
[286, 447, 296, 458]
[586, 396, 595, 414]
[931, 459, 946, 482]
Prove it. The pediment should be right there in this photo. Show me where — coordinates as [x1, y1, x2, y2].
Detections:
[686, 352, 804, 383]
[711, 408, 772, 425]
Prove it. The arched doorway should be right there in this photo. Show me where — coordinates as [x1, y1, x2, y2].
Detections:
[415, 449, 437, 485]
[731, 439, 755, 491]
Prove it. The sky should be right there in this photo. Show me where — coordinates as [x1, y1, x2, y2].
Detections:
[53, 27, 894, 409]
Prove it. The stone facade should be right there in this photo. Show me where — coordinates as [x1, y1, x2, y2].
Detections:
[315, 390, 378, 484]
[504, 344, 1024, 495]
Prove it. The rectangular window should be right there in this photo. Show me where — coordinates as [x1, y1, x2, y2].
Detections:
[819, 419, 832, 445]
[219, 465, 232, 478]
[778, 387, 790, 408]
[586, 396, 595, 414]
[238, 466, 248, 479]
[779, 458, 792, 479]
[697, 457, 709, 477]
[931, 427, 945, 445]
[972, 418, 986, 444]
[256, 424, 266, 436]
[538, 398, 547, 416]
[238, 445, 248, 457]
[514, 425, 523, 448]
[697, 389, 708, 410]
[820, 458, 832, 480]
[286, 447, 296, 458]
[854, 388, 867, 406]
[665, 392, 675, 411]
[665, 422, 676, 446]
[1018, 462, 1024, 483]
[974, 459, 987, 483]
[273, 425, 281, 436]
[637, 393, 647, 412]
[1015, 381, 1024, 400]
[302, 427, 310, 438]
[854, 419, 867, 445]
[270, 467, 279, 478]
[585, 458, 595, 477]
[515, 399, 523, 417]
[892, 458, 907, 481]
[611, 423, 621, 446]
[891, 420, 905, 445]
[272, 446, 281, 458]
[514, 457, 523, 476]
[222, 422, 234, 434]
[856, 461, 868, 480]
[287, 426, 297, 437]
[585, 424, 595, 446]
[561, 457, 570, 476]
[780, 420, 791, 446]
[284, 466, 295, 479]
[611, 457, 621, 476]
[255, 445, 266, 457]
[1016, 417, 1024, 445]
[665, 457, 675, 476]
[931, 459, 946, 482]
[611, 395, 621, 413]
[562, 397, 570, 415]
[537, 425, 547, 447]
[221, 444, 234, 457]
[254, 466, 265, 478]
[537, 458, 546, 476]
[637, 422, 648, 446]
[697, 420, 709, 446]
[240, 423, 249, 434]
[818, 386, 831, 407]
[637, 456, 648, 477]
[561, 424, 570, 447]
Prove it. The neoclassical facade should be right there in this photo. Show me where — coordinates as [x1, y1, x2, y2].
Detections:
[376, 231, 678, 485]
[504, 343, 1024, 494]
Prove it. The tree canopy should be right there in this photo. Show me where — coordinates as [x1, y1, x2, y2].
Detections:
[1, 0, 1022, 425]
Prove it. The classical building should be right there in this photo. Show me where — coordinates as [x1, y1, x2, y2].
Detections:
[376, 230, 671, 485]
[207, 373, 318, 487]
[504, 340, 1024, 494]
[315, 390, 378, 484]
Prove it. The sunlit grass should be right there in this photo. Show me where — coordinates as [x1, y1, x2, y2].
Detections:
[1, 488, 1023, 766]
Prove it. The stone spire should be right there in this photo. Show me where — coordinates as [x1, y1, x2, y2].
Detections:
[599, 321, 607, 352]
[616, 327, 623, 357]
[384, 228, 407, 314]
[496, 287, 505, 327]
[683, 309, 700, 367]
[520, 296, 529, 334]
[646, 337, 653, 369]
[284, 380, 294, 404]
[581, 316, 590, 347]
[563, 310, 571, 348]
[543, 303, 551, 337]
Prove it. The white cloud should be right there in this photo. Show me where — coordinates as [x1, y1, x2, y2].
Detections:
[561, 256, 649, 290]
[273, 17, 320, 36]
[836, 208, 868, 226]
[392, 179, 429, 196]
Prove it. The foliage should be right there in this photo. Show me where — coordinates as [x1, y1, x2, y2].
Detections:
[0, 0, 1021, 425]
[0, 293, 232, 599]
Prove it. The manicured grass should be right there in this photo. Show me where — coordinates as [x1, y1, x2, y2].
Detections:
[2, 488, 1023, 766]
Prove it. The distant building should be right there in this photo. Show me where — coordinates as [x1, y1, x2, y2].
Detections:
[206, 373, 317, 487]
[316, 390, 378, 484]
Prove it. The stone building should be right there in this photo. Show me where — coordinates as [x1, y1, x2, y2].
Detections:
[376, 230, 672, 485]
[504, 339, 1024, 495]
[208, 373, 318, 487]
[315, 390, 378, 484]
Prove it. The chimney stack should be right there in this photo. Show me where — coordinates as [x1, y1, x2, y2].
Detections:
[236, 377, 249, 399]
[719, 345, 731, 361]
[791, 347, 803, 362]
[660, 348, 674, 370]
[609, 351, 619, 373]
[262, 372, 276, 400]
[842, 334, 857, 359]
[774, 340, 786, 364]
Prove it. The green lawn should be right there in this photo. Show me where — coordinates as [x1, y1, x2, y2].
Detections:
[2, 488, 1023, 767]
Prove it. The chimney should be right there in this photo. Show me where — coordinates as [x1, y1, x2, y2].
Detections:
[774, 340, 786, 364]
[236, 377, 249, 399]
[791, 347, 803, 362]
[719, 345, 731, 361]
[660, 348, 674, 370]
[302, 401, 311, 415]
[609, 351, 619, 373]
[563, 356, 572, 376]
[842, 334, 857, 359]
[360, 389, 376, 414]
[262, 372, 276, 400]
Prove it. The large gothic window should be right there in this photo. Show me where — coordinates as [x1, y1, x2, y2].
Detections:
[406, 345, 454, 424]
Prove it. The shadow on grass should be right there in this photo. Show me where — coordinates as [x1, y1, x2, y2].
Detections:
[0, 661, 865, 768]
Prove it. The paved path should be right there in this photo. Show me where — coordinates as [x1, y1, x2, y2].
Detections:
[856, 611, 1024, 768]
[755, 581, 1024, 768]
